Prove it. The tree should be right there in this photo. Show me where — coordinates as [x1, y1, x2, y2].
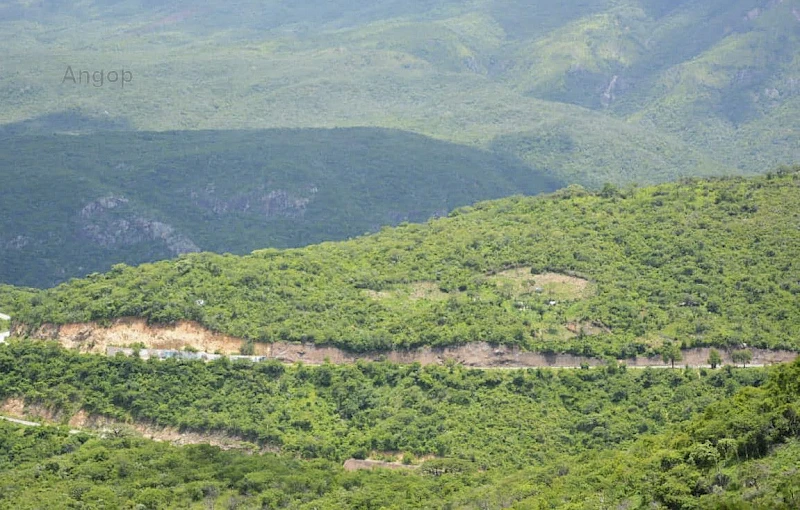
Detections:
[731, 349, 753, 368]
[707, 349, 723, 369]
[599, 183, 619, 199]
[661, 342, 683, 369]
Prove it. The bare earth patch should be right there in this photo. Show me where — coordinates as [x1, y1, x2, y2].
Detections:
[24, 318, 258, 356]
[343, 459, 417, 471]
[0, 397, 25, 417]
[18, 319, 799, 368]
[362, 289, 392, 300]
[490, 268, 593, 300]
[407, 281, 450, 300]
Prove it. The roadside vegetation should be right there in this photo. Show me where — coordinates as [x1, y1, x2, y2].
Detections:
[0, 342, 798, 508]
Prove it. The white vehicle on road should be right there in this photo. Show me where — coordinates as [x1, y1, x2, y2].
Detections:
[0, 312, 10, 343]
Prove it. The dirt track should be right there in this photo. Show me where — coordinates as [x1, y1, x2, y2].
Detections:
[15, 318, 799, 369]
[0, 397, 269, 452]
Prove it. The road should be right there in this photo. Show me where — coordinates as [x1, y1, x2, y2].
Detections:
[0, 415, 40, 427]
[0, 414, 82, 434]
[111, 347, 774, 371]
[0, 312, 9, 343]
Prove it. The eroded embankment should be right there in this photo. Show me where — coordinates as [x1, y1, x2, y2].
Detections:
[15, 318, 799, 368]
[0, 397, 269, 452]
[0, 397, 427, 469]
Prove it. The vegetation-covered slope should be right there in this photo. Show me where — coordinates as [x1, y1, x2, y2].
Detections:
[3, 0, 799, 189]
[3, 0, 798, 288]
[11, 170, 800, 357]
[0, 128, 560, 288]
[0, 341, 798, 508]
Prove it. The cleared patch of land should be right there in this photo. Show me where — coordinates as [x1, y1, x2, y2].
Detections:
[489, 269, 593, 300]
[364, 281, 451, 301]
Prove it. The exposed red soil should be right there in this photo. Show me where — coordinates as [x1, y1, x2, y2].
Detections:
[17, 318, 799, 368]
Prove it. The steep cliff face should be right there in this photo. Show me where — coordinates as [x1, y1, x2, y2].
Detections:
[78, 196, 200, 255]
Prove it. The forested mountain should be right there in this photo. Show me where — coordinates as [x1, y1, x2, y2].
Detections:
[0, 341, 798, 508]
[2, 0, 798, 186]
[0, 128, 559, 287]
[2, 0, 798, 286]
[1, 3, 799, 508]
[9, 170, 800, 358]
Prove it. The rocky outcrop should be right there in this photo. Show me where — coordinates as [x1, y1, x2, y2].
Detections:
[188, 186, 318, 220]
[78, 195, 200, 255]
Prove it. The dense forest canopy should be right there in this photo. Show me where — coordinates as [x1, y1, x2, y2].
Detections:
[2, 0, 798, 285]
[9, 170, 800, 357]
[0, 128, 560, 287]
[0, 342, 798, 508]
[3, 0, 798, 183]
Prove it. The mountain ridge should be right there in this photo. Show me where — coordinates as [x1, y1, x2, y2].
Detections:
[8, 169, 800, 358]
[0, 127, 561, 287]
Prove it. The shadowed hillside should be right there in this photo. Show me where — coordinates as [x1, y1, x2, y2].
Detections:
[0, 127, 560, 287]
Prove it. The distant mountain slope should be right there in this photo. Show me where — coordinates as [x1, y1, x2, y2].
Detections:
[2, 0, 797, 187]
[0, 128, 560, 288]
[12, 169, 800, 357]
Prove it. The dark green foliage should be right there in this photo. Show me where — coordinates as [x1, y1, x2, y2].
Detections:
[0, 128, 560, 287]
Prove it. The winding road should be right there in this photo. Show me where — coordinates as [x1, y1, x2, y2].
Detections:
[0, 312, 10, 343]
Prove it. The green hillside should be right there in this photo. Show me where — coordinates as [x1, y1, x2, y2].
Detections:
[3, 0, 798, 289]
[2, 0, 798, 189]
[0, 341, 798, 508]
[11, 170, 800, 357]
[0, 128, 560, 288]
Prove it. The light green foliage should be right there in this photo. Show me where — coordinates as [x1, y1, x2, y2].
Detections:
[3, 1, 798, 190]
[0, 342, 798, 508]
[661, 341, 683, 368]
[732, 349, 754, 367]
[13, 171, 800, 356]
[708, 348, 723, 369]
